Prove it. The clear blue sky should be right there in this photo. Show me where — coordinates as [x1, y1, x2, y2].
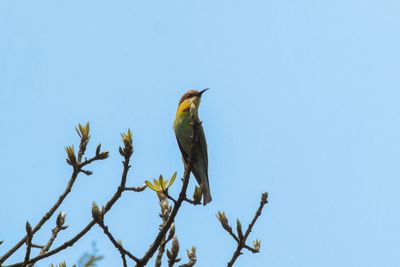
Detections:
[1, 1, 399, 266]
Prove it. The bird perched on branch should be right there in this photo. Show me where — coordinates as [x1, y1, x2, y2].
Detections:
[173, 88, 212, 205]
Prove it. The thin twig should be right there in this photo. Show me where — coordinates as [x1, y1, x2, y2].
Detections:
[179, 260, 196, 267]
[183, 197, 201, 206]
[169, 193, 200, 206]
[40, 225, 66, 254]
[155, 240, 166, 267]
[243, 244, 259, 253]
[244, 193, 268, 240]
[22, 241, 31, 267]
[96, 220, 139, 265]
[179, 249, 196, 267]
[30, 244, 44, 249]
[155, 197, 174, 267]
[226, 192, 268, 267]
[225, 227, 240, 244]
[123, 185, 147, 192]
[22, 223, 32, 267]
[79, 154, 105, 168]
[165, 193, 177, 205]
[121, 254, 128, 267]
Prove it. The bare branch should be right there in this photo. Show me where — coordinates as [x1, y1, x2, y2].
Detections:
[123, 184, 147, 192]
[216, 212, 240, 243]
[0, 169, 79, 264]
[0, 125, 109, 265]
[7, 133, 134, 267]
[183, 197, 201, 206]
[95, 217, 139, 265]
[165, 193, 177, 205]
[4, 172, 79, 264]
[30, 244, 44, 249]
[22, 222, 32, 267]
[79, 152, 109, 168]
[179, 247, 197, 267]
[167, 236, 180, 267]
[40, 212, 68, 254]
[226, 192, 268, 267]
[136, 115, 201, 267]
[155, 197, 175, 267]
[3, 119, 266, 267]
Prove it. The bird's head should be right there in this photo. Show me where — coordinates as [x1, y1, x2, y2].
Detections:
[177, 88, 209, 115]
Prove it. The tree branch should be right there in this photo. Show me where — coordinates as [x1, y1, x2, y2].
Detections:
[0, 132, 107, 265]
[137, 161, 192, 267]
[95, 218, 139, 265]
[166, 192, 200, 206]
[30, 244, 44, 249]
[22, 222, 32, 267]
[3, 115, 266, 267]
[178, 247, 196, 267]
[0, 170, 79, 265]
[123, 185, 147, 192]
[155, 194, 177, 267]
[136, 114, 200, 267]
[39, 212, 68, 255]
[8, 136, 134, 267]
[226, 192, 268, 267]
[183, 197, 201, 206]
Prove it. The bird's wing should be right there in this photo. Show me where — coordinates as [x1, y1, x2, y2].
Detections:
[196, 124, 208, 172]
[195, 123, 212, 204]
[175, 136, 189, 163]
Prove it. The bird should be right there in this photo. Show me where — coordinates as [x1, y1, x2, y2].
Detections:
[173, 88, 212, 205]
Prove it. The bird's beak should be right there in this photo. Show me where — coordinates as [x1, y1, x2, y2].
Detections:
[198, 88, 209, 97]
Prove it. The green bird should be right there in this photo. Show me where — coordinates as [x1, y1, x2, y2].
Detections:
[173, 88, 212, 205]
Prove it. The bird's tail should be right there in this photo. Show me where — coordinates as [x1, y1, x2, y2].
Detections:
[191, 166, 212, 205]
[202, 177, 212, 205]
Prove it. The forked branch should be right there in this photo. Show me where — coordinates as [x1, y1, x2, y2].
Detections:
[217, 192, 268, 267]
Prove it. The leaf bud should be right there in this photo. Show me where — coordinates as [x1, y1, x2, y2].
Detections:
[56, 212, 67, 227]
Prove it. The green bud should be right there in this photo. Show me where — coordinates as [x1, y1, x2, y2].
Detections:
[193, 186, 202, 204]
[187, 246, 196, 261]
[25, 221, 32, 237]
[120, 129, 133, 157]
[56, 212, 67, 227]
[160, 199, 169, 212]
[91, 202, 102, 222]
[167, 223, 175, 240]
[236, 219, 243, 240]
[261, 192, 268, 203]
[98, 151, 109, 160]
[167, 236, 181, 264]
[171, 236, 180, 258]
[167, 249, 172, 260]
[119, 146, 125, 156]
[217, 211, 228, 227]
[95, 144, 102, 155]
[65, 145, 76, 165]
[157, 192, 167, 201]
[253, 239, 261, 252]
[76, 122, 90, 141]
[121, 129, 133, 146]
